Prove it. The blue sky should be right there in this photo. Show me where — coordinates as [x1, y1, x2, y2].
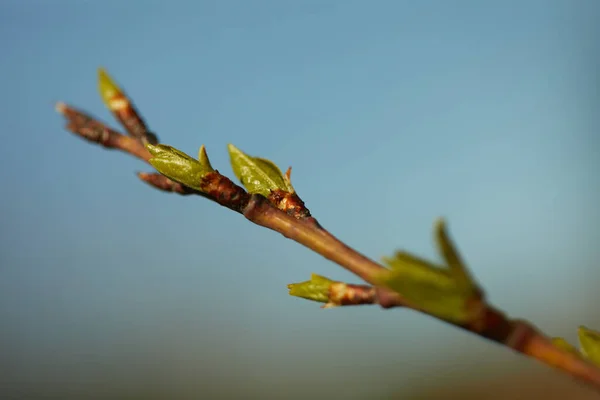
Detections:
[1, 1, 599, 398]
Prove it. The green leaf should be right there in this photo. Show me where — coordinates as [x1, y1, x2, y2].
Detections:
[227, 144, 294, 197]
[288, 274, 335, 304]
[551, 337, 580, 355]
[376, 220, 479, 323]
[578, 326, 600, 366]
[377, 251, 477, 323]
[147, 144, 213, 191]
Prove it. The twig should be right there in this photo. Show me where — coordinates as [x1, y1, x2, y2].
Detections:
[286, 273, 600, 388]
[56, 90, 600, 392]
[56, 102, 150, 162]
[137, 172, 195, 195]
[98, 68, 158, 145]
[57, 103, 192, 196]
[243, 195, 600, 388]
[244, 195, 387, 283]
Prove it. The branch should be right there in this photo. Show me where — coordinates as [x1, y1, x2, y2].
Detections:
[56, 69, 600, 393]
[287, 274, 600, 387]
[56, 102, 150, 162]
[137, 172, 195, 195]
[57, 102, 197, 197]
[57, 102, 314, 219]
[97, 68, 158, 145]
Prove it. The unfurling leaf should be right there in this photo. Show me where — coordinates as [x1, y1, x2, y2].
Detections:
[288, 274, 335, 304]
[377, 252, 478, 323]
[376, 220, 480, 323]
[147, 144, 213, 191]
[578, 326, 600, 366]
[98, 67, 124, 110]
[227, 144, 294, 197]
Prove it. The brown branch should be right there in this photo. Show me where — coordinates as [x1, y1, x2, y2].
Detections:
[57, 102, 257, 215]
[57, 103, 193, 196]
[98, 68, 158, 145]
[56, 102, 150, 162]
[57, 102, 318, 221]
[198, 172, 251, 213]
[109, 93, 157, 145]
[242, 195, 600, 390]
[294, 275, 600, 388]
[244, 195, 387, 284]
[137, 172, 195, 195]
[56, 101, 600, 393]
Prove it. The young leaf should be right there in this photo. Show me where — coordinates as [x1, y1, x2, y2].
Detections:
[227, 144, 294, 197]
[376, 220, 480, 323]
[377, 251, 478, 323]
[147, 144, 213, 191]
[288, 274, 335, 304]
[578, 326, 600, 366]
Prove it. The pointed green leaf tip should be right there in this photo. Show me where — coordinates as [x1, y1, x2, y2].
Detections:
[375, 219, 479, 323]
[227, 144, 294, 197]
[147, 143, 214, 191]
[435, 218, 473, 283]
[198, 145, 213, 170]
[579, 326, 600, 366]
[288, 274, 334, 304]
[97, 67, 123, 108]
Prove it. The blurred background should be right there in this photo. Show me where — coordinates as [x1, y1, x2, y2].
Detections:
[1, 0, 599, 398]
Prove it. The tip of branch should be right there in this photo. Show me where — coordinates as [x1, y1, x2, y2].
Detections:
[55, 102, 67, 114]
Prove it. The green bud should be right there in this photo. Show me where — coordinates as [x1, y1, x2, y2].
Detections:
[288, 274, 335, 304]
[227, 144, 294, 197]
[147, 143, 212, 191]
[97, 67, 124, 110]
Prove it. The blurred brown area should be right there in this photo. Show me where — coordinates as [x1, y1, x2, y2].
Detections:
[398, 365, 600, 399]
